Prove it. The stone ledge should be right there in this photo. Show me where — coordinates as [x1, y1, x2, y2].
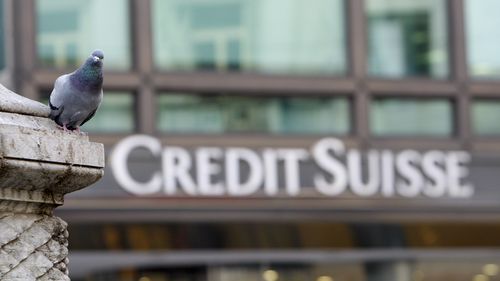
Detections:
[0, 84, 105, 212]
[0, 159, 103, 196]
[0, 111, 104, 168]
[0, 84, 49, 118]
[0, 131, 104, 168]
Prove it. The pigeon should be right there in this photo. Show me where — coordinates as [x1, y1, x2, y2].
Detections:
[48, 50, 104, 133]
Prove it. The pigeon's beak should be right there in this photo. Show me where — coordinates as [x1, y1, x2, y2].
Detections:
[93, 56, 101, 62]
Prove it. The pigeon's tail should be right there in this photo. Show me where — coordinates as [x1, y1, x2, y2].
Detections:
[48, 100, 63, 126]
[48, 100, 57, 119]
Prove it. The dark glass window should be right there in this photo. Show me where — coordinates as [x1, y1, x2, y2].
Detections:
[157, 93, 350, 135]
[152, 0, 346, 75]
[371, 98, 453, 136]
[83, 92, 135, 133]
[366, 0, 449, 78]
[465, 0, 500, 78]
[68, 222, 500, 250]
[472, 99, 500, 135]
[36, 0, 131, 70]
[68, 222, 500, 281]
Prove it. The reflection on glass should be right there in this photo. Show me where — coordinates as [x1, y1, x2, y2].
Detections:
[69, 222, 355, 250]
[88, 264, 366, 281]
[69, 259, 500, 281]
[371, 98, 452, 136]
[472, 100, 500, 135]
[84, 92, 134, 133]
[312, 264, 364, 281]
[465, 0, 500, 78]
[157, 93, 350, 134]
[69, 222, 500, 250]
[366, 0, 449, 78]
[69, 222, 500, 280]
[152, 0, 346, 75]
[36, 0, 131, 70]
[414, 261, 500, 281]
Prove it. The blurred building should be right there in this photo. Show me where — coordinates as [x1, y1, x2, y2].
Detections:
[3, 0, 500, 280]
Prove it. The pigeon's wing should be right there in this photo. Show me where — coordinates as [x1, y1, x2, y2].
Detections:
[48, 75, 69, 121]
[77, 89, 103, 127]
[79, 107, 98, 127]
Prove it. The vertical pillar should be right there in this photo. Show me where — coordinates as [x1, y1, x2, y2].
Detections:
[0, 84, 105, 280]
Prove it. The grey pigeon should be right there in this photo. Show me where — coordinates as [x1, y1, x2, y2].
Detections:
[49, 50, 104, 133]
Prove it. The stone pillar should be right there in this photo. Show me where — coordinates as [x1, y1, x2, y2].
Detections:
[0, 85, 104, 281]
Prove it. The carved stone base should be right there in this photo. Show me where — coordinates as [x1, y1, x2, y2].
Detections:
[0, 213, 69, 281]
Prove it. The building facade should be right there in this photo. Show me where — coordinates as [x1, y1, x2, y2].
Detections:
[3, 0, 500, 280]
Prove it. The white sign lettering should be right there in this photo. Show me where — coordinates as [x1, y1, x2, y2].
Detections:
[110, 135, 474, 198]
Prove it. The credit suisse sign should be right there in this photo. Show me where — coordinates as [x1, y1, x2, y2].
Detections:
[110, 135, 474, 198]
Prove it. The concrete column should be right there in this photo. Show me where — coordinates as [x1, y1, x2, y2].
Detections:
[0, 85, 104, 281]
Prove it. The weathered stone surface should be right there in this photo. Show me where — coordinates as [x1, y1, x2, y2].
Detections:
[0, 214, 69, 280]
[0, 85, 104, 280]
[0, 110, 105, 196]
[0, 84, 49, 118]
[0, 121, 104, 167]
[0, 86, 104, 203]
[0, 159, 103, 196]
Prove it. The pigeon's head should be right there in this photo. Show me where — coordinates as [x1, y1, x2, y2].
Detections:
[92, 50, 104, 60]
[86, 49, 104, 68]
[71, 49, 104, 89]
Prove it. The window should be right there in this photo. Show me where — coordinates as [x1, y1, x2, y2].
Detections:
[36, 0, 131, 70]
[465, 0, 500, 78]
[472, 99, 500, 135]
[157, 93, 350, 135]
[371, 98, 453, 136]
[83, 92, 135, 133]
[152, 0, 346, 75]
[366, 0, 449, 78]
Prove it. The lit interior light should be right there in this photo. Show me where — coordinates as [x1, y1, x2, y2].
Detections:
[317, 276, 334, 281]
[263, 269, 279, 281]
[483, 264, 499, 276]
[138, 277, 151, 281]
[473, 274, 489, 281]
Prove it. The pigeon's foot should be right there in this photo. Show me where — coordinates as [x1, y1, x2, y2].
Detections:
[56, 124, 67, 131]
[60, 124, 72, 133]
[75, 126, 87, 136]
[55, 124, 86, 135]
